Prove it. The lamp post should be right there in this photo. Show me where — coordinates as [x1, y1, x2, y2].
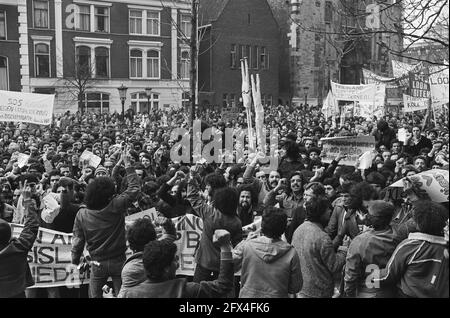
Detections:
[145, 87, 152, 114]
[303, 86, 309, 108]
[118, 84, 128, 120]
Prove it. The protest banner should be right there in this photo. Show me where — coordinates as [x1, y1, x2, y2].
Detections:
[362, 68, 397, 88]
[390, 169, 449, 203]
[10, 213, 204, 288]
[320, 135, 376, 166]
[0, 90, 54, 125]
[355, 84, 386, 119]
[429, 65, 449, 106]
[409, 72, 431, 99]
[322, 90, 338, 119]
[330, 82, 377, 102]
[125, 208, 158, 224]
[403, 94, 429, 112]
[392, 60, 422, 78]
[80, 150, 102, 168]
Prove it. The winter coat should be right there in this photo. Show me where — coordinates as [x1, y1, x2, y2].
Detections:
[292, 221, 347, 298]
[344, 227, 401, 297]
[232, 235, 302, 298]
[71, 167, 140, 264]
[375, 232, 449, 298]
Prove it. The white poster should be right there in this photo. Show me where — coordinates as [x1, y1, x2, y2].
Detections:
[403, 94, 429, 112]
[356, 84, 386, 119]
[429, 66, 449, 106]
[0, 90, 54, 125]
[392, 60, 422, 78]
[331, 82, 377, 102]
[362, 68, 397, 88]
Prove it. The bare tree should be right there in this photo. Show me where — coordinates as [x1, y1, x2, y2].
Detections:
[292, 0, 448, 71]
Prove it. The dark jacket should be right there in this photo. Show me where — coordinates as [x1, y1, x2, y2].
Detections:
[51, 191, 82, 233]
[278, 158, 305, 179]
[118, 255, 234, 298]
[291, 221, 347, 298]
[325, 205, 365, 250]
[403, 136, 432, 157]
[0, 200, 39, 298]
[375, 232, 449, 298]
[157, 182, 192, 218]
[71, 167, 140, 264]
[344, 227, 401, 297]
[372, 122, 396, 149]
[186, 179, 242, 272]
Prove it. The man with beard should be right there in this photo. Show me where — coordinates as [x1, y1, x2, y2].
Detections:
[236, 185, 258, 227]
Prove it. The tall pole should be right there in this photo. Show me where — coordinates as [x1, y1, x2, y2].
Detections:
[189, 0, 198, 126]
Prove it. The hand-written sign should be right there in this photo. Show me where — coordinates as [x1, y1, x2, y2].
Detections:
[0, 90, 54, 125]
[10, 213, 204, 288]
[331, 82, 377, 102]
[403, 94, 429, 112]
[320, 135, 376, 166]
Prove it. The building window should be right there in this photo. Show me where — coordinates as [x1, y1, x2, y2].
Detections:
[260, 47, 268, 69]
[131, 92, 159, 113]
[247, 45, 252, 69]
[230, 44, 237, 68]
[95, 7, 109, 32]
[180, 14, 191, 38]
[0, 56, 8, 90]
[82, 92, 110, 114]
[325, 1, 332, 24]
[180, 50, 189, 79]
[130, 49, 143, 78]
[222, 93, 228, 108]
[76, 46, 91, 77]
[129, 10, 143, 34]
[146, 11, 160, 35]
[182, 91, 190, 110]
[75, 5, 90, 31]
[33, 0, 49, 28]
[230, 94, 236, 108]
[35, 43, 50, 77]
[0, 11, 6, 40]
[147, 50, 160, 78]
[95, 47, 109, 78]
[252, 46, 259, 69]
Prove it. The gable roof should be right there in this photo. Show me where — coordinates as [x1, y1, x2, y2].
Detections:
[198, 0, 230, 25]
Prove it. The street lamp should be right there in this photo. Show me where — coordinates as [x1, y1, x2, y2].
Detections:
[145, 87, 152, 114]
[117, 83, 128, 119]
[303, 86, 309, 107]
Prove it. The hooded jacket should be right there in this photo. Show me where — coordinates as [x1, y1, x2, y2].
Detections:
[232, 235, 302, 298]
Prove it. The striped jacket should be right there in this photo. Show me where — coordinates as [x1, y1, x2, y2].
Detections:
[375, 232, 449, 298]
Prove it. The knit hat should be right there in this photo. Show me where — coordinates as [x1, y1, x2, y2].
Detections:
[95, 166, 108, 176]
[368, 200, 395, 218]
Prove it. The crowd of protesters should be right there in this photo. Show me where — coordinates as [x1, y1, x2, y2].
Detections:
[0, 101, 448, 298]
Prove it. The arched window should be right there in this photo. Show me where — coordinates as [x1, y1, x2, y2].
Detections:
[147, 50, 159, 78]
[130, 49, 143, 78]
[82, 92, 110, 114]
[180, 50, 189, 79]
[95, 47, 109, 78]
[0, 56, 8, 90]
[35, 43, 50, 77]
[76, 46, 91, 76]
[131, 92, 159, 113]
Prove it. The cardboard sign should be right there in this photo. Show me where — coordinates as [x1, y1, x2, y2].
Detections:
[403, 94, 429, 112]
[390, 169, 449, 202]
[17, 153, 30, 168]
[125, 208, 158, 224]
[409, 72, 430, 99]
[80, 150, 102, 168]
[320, 136, 376, 166]
[0, 90, 54, 125]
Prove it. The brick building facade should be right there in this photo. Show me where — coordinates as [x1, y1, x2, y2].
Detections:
[197, 0, 280, 109]
[0, 0, 192, 114]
